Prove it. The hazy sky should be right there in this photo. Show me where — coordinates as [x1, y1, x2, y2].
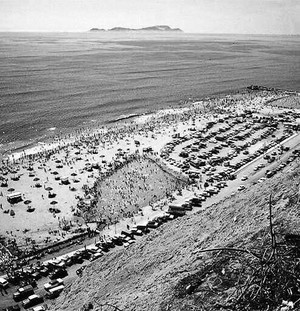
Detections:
[0, 0, 299, 34]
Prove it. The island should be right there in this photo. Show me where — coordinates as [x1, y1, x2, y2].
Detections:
[89, 25, 183, 32]
[90, 28, 105, 32]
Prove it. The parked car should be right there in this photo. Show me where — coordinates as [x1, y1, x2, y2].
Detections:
[188, 197, 202, 207]
[49, 268, 68, 280]
[22, 294, 43, 309]
[111, 235, 124, 246]
[0, 277, 9, 288]
[90, 252, 103, 262]
[45, 284, 65, 299]
[38, 266, 49, 277]
[44, 278, 64, 291]
[136, 225, 150, 234]
[147, 220, 160, 228]
[130, 228, 143, 236]
[13, 285, 34, 302]
[237, 185, 246, 191]
[29, 306, 45, 311]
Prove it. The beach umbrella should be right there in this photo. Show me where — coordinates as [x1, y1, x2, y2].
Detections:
[7, 188, 15, 192]
[45, 186, 53, 191]
[50, 201, 58, 205]
[24, 200, 32, 205]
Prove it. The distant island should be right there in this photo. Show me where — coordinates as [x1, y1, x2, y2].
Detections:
[89, 25, 183, 32]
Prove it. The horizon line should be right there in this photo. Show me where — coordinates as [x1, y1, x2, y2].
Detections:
[0, 30, 299, 36]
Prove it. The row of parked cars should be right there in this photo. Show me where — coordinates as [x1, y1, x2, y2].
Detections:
[229, 132, 290, 172]
[263, 149, 300, 179]
[5, 277, 65, 310]
[1, 204, 201, 311]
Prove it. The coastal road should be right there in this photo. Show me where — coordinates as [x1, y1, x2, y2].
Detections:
[200, 132, 300, 209]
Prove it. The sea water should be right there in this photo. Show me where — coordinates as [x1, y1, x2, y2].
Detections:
[0, 32, 299, 154]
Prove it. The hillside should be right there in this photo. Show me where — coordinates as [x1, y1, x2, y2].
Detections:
[49, 160, 300, 311]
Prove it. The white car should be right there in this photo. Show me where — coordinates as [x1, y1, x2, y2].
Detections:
[237, 185, 246, 191]
[241, 176, 248, 181]
[0, 277, 9, 288]
[44, 278, 64, 291]
[258, 177, 267, 183]
[90, 252, 103, 261]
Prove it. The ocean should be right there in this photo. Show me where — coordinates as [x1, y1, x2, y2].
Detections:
[0, 32, 299, 155]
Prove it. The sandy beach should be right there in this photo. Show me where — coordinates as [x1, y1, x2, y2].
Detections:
[0, 87, 298, 274]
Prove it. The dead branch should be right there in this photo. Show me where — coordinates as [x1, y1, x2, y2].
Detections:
[268, 193, 277, 261]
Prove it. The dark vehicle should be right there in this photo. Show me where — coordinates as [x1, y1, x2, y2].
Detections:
[111, 236, 123, 246]
[147, 220, 160, 228]
[49, 268, 68, 280]
[31, 271, 41, 280]
[130, 229, 143, 236]
[268, 156, 275, 163]
[136, 225, 150, 234]
[64, 256, 73, 267]
[76, 265, 87, 277]
[13, 285, 34, 302]
[79, 250, 91, 260]
[120, 230, 133, 238]
[168, 204, 186, 217]
[266, 171, 275, 178]
[71, 252, 84, 264]
[105, 239, 115, 248]
[189, 197, 202, 207]
[95, 242, 110, 253]
[182, 202, 193, 211]
[22, 294, 43, 309]
[228, 174, 236, 180]
[2, 305, 20, 311]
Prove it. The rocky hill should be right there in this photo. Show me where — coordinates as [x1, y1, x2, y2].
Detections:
[89, 25, 183, 32]
[49, 161, 300, 311]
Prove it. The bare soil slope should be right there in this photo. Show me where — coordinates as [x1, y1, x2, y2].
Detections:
[49, 161, 300, 311]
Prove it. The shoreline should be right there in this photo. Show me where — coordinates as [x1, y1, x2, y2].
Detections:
[0, 85, 266, 161]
